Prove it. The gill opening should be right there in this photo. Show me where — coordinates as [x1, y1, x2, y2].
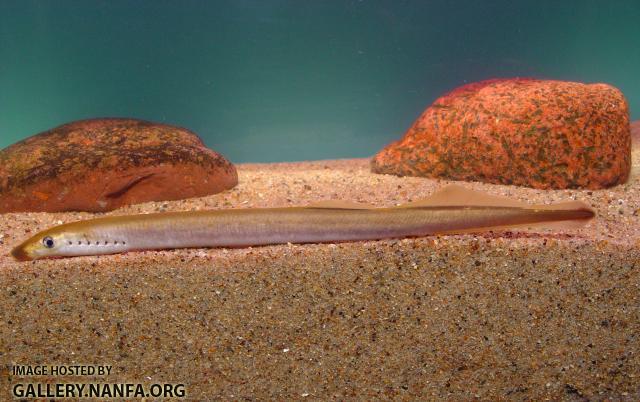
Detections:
[69, 239, 127, 246]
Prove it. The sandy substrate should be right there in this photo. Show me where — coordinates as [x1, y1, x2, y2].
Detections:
[1, 148, 639, 400]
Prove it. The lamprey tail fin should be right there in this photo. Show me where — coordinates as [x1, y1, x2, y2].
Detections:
[398, 185, 527, 208]
[528, 200, 595, 229]
[531, 200, 592, 211]
[398, 185, 595, 230]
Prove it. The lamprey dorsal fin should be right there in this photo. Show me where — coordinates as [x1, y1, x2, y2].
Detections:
[398, 185, 526, 208]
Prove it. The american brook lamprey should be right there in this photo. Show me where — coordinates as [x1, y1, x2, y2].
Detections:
[11, 185, 594, 261]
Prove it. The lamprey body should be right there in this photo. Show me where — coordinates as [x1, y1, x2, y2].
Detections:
[11, 186, 594, 261]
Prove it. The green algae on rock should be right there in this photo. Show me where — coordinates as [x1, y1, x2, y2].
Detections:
[0, 118, 238, 213]
[371, 79, 631, 189]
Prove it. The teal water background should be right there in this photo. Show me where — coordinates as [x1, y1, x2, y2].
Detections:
[1, 0, 639, 163]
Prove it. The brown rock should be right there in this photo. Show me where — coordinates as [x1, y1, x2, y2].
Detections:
[372, 79, 631, 189]
[0, 118, 238, 212]
[632, 120, 640, 145]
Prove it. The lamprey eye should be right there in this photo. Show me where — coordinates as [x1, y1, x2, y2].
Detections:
[42, 236, 55, 248]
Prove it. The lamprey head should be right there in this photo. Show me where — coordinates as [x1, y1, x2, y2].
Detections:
[11, 230, 69, 261]
[11, 218, 132, 261]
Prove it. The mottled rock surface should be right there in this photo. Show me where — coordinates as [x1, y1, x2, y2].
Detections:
[632, 120, 640, 143]
[0, 118, 237, 212]
[372, 79, 631, 189]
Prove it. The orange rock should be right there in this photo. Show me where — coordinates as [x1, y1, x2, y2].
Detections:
[0, 118, 238, 212]
[371, 79, 631, 189]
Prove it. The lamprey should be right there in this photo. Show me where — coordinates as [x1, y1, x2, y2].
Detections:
[11, 185, 594, 261]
